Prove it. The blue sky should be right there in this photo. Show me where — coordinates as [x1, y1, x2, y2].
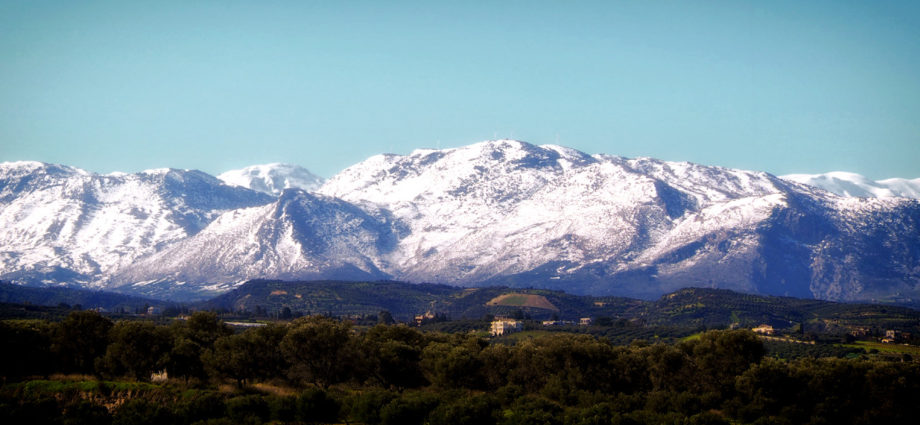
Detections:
[1, 1, 918, 179]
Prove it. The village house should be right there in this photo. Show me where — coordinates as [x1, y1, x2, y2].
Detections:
[882, 329, 909, 343]
[849, 327, 870, 337]
[490, 318, 522, 336]
[415, 311, 435, 326]
[579, 317, 592, 326]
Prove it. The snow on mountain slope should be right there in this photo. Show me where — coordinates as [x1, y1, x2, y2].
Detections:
[0, 161, 273, 286]
[109, 189, 398, 297]
[319, 141, 788, 290]
[3, 142, 918, 303]
[319, 140, 920, 301]
[781, 172, 920, 199]
[218, 163, 324, 195]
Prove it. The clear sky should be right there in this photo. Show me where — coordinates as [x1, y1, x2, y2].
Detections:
[1, 1, 918, 179]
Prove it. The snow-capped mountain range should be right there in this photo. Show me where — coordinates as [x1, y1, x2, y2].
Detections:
[2, 141, 918, 303]
[0, 161, 271, 290]
[781, 172, 920, 199]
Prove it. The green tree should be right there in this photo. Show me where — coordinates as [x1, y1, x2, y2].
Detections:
[0, 320, 55, 379]
[204, 324, 287, 387]
[98, 321, 171, 381]
[165, 311, 232, 384]
[225, 395, 270, 424]
[379, 391, 439, 425]
[53, 311, 113, 375]
[166, 336, 207, 384]
[682, 330, 765, 394]
[478, 344, 513, 390]
[420, 336, 485, 389]
[428, 393, 498, 425]
[281, 316, 358, 388]
[185, 311, 232, 347]
[363, 324, 428, 389]
[176, 392, 226, 424]
[378, 310, 395, 325]
[297, 388, 341, 424]
[499, 395, 562, 425]
[346, 389, 396, 425]
[645, 343, 696, 393]
[733, 357, 805, 423]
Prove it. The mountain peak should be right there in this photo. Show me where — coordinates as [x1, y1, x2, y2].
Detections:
[218, 163, 324, 196]
[781, 172, 920, 199]
[0, 160, 87, 177]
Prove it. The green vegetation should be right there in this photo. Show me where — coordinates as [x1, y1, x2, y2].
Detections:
[3, 281, 920, 423]
[845, 340, 920, 356]
[206, 282, 920, 335]
[8, 280, 920, 338]
[3, 309, 920, 424]
[200, 280, 647, 321]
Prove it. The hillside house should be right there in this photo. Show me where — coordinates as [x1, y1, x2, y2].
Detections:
[579, 317, 592, 326]
[415, 311, 435, 326]
[490, 318, 522, 336]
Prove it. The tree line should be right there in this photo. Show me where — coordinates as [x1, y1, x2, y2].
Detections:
[2, 311, 919, 424]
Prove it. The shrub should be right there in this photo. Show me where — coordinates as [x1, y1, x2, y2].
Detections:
[297, 388, 340, 424]
[267, 395, 297, 422]
[379, 391, 439, 425]
[429, 393, 498, 425]
[225, 395, 269, 424]
[63, 400, 112, 425]
[113, 399, 175, 425]
[178, 392, 226, 424]
[346, 389, 397, 425]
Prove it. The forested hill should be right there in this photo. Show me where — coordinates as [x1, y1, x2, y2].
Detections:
[0, 281, 165, 312]
[199, 279, 645, 321]
[647, 287, 920, 329]
[199, 280, 920, 330]
[5, 278, 917, 332]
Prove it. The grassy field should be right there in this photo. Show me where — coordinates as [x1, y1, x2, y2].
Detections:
[493, 329, 554, 342]
[486, 293, 559, 311]
[843, 340, 920, 356]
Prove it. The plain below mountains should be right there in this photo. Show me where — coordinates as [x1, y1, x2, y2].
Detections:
[201, 280, 920, 329]
[1, 140, 918, 303]
[5, 279, 918, 333]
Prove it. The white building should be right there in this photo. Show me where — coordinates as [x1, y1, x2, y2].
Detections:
[490, 318, 522, 336]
